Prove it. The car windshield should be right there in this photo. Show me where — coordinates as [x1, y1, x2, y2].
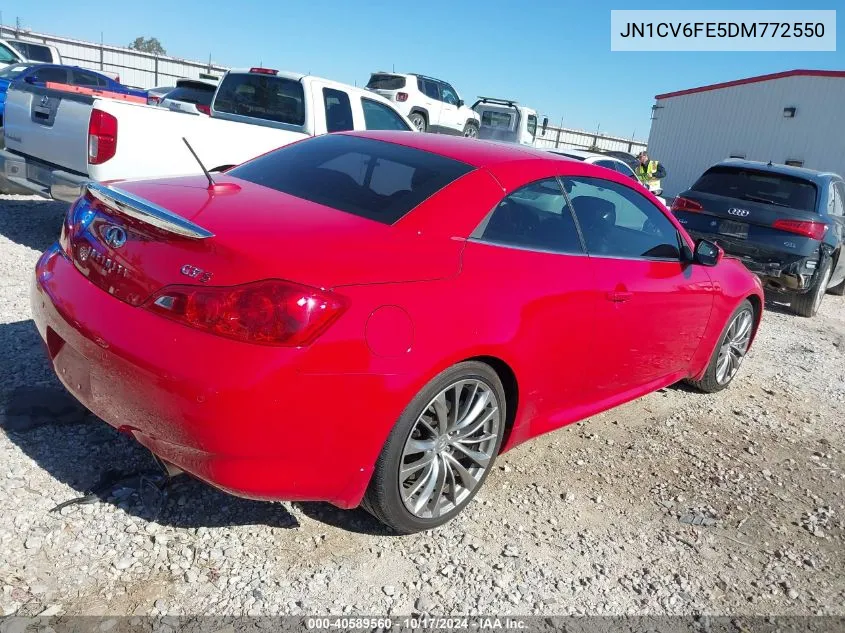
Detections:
[228, 134, 474, 224]
[165, 82, 216, 105]
[366, 74, 406, 90]
[214, 73, 305, 125]
[0, 64, 31, 78]
[692, 166, 818, 212]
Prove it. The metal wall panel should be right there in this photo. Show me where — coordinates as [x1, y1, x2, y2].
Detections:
[647, 76, 845, 197]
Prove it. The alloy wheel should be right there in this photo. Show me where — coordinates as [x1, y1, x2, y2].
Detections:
[464, 125, 478, 138]
[715, 308, 754, 385]
[399, 379, 501, 519]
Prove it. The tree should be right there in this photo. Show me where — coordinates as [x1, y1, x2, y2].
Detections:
[128, 37, 166, 56]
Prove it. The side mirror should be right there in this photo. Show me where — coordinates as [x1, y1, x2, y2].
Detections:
[694, 239, 723, 267]
[457, 99, 464, 107]
[542, 117, 548, 134]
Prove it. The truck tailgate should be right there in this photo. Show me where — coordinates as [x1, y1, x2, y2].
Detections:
[4, 83, 93, 175]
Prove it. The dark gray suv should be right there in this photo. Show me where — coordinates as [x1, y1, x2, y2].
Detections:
[671, 159, 845, 317]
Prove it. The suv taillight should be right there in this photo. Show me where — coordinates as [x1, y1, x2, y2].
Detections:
[772, 219, 828, 240]
[196, 104, 211, 115]
[671, 196, 703, 213]
[88, 110, 118, 165]
[396, 92, 408, 102]
[146, 279, 347, 346]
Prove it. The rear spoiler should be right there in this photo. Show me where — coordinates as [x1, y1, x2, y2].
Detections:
[44, 82, 147, 104]
[86, 182, 215, 239]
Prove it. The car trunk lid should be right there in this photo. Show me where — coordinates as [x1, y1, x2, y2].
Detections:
[62, 176, 463, 307]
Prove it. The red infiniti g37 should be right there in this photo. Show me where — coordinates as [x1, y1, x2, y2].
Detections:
[32, 131, 764, 533]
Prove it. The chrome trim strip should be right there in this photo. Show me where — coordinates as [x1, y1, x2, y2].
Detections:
[86, 182, 215, 239]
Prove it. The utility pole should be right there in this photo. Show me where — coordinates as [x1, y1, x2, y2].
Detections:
[15, 16, 21, 37]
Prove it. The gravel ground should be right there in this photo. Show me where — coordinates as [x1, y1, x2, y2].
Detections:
[0, 193, 843, 618]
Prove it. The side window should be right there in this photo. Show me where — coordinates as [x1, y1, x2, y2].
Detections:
[440, 83, 458, 105]
[562, 176, 681, 260]
[594, 160, 618, 171]
[31, 67, 68, 84]
[361, 98, 411, 131]
[422, 80, 439, 100]
[527, 114, 537, 136]
[0, 44, 18, 64]
[72, 69, 103, 87]
[832, 183, 845, 217]
[323, 88, 354, 132]
[613, 161, 640, 181]
[478, 178, 583, 254]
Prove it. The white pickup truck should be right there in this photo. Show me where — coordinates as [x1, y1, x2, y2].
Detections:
[472, 97, 549, 147]
[0, 67, 415, 202]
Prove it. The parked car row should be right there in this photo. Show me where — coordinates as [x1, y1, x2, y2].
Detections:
[0, 66, 415, 200]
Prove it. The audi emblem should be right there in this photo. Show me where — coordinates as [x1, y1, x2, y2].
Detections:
[103, 225, 127, 249]
[728, 208, 750, 217]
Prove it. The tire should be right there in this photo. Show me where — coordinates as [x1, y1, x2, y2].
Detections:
[790, 256, 832, 317]
[408, 112, 427, 133]
[463, 122, 479, 138]
[687, 299, 755, 394]
[362, 361, 506, 534]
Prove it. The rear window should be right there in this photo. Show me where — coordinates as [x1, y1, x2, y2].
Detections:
[166, 83, 216, 105]
[9, 41, 52, 63]
[480, 110, 513, 129]
[214, 73, 305, 125]
[691, 166, 818, 212]
[228, 134, 474, 224]
[366, 74, 406, 90]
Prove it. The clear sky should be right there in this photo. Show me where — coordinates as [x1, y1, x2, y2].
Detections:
[2, 0, 842, 141]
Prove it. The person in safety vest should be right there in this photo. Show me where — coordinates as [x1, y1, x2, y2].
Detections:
[634, 151, 666, 192]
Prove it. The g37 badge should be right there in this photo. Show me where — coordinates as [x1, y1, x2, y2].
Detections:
[180, 264, 213, 283]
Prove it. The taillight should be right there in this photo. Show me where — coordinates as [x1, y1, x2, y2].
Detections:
[249, 67, 278, 75]
[671, 196, 703, 213]
[88, 110, 118, 165]
[772, 219, 827, 240]
[196, 104, 211, 115]
[146, 279, 347, 346]
[59, 194, 96, 255]
[148, 95, 161, 105]
[396, 92, 408, 102]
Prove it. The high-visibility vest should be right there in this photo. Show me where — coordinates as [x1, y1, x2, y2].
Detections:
[636, 160, 661, 190]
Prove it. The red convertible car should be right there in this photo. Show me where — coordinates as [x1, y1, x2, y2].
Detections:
[32, 131, 764, 533]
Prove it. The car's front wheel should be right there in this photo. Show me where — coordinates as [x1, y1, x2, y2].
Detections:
[463, 122, 479, 138]
[688, 299, 755, 393]
[362, 361, 506, 533]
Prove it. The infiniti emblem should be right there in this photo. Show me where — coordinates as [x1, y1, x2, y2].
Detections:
[103, 225, 127, 248]
[728, 208, 750, 217]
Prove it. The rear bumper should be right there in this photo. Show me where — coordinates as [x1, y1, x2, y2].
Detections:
[30, 244, 402, 508]
[684, 228, 819, 292]
[0, 149, 88, 202]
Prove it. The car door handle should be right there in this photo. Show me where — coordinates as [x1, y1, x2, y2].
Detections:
[606, 291, 633, 303]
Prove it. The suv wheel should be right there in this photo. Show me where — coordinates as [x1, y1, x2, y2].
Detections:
[463, 122, 479, 138]
[409, 112, 427, 133]
[790, 257, 832, 317]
